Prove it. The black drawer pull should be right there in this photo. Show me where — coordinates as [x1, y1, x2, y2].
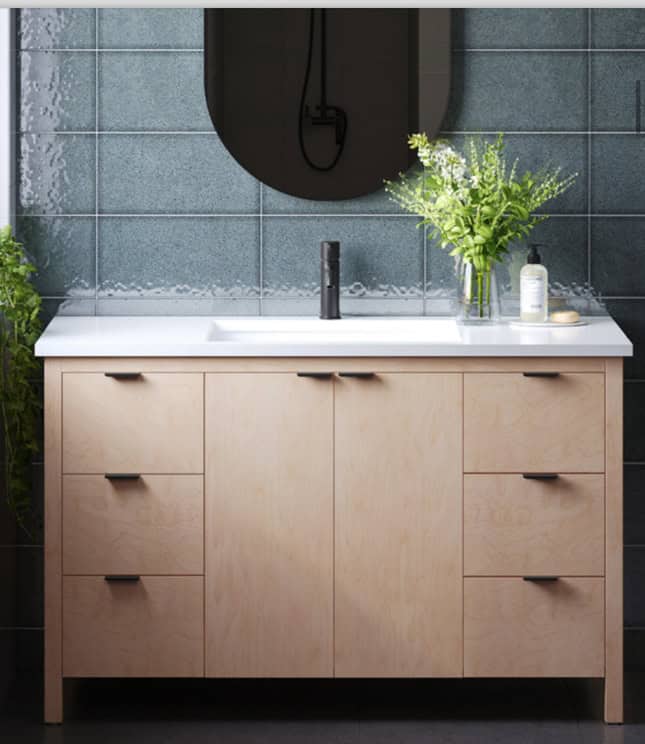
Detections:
[522, 372, 560, 378]
[522, 473, 559, 481]
[105, 473, 141, 481]
[104, 372, 142, 380]
[338, 372, 375, 379]
[296, 372, 333, 379]
[104, 575, 140, 582]
[523, 576, 559, 582]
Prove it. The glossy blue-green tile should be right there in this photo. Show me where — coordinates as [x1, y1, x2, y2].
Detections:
[591, 54, 645, 131]
[15, 217, 95, 298]
[605, 301, 645, 378]
[98, 217, 259, 298]
[454, 9, 586, 50]
[262, 217, 423, 298]
[19, 52, 95, 132]
[592, 9, 645, 49]
[592, 136, 645, 213]
[98, 9, 202, 49]
[18, 134, 95, 215]
[40, 298, 96, 321]
[262, 183, 405, 215]
[590, 219, 645, 295]
[18, 9, 95, 50]
[98, 135, 259, 214]
[99, 52, 212, 131]
[96, 298, 260, 316]
[444, 53, 587, 132]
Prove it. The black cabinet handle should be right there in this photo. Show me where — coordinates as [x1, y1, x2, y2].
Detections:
[104, 575, 140, 582]
[522, 473, 559, 481]
[105, 473, 141, 481]
[338, 372, 375, 379]
[104, 372, 142, 380]
[522, 372, 560, 378]
[523, 576, 559, 582]
[296, 372, 333, 379]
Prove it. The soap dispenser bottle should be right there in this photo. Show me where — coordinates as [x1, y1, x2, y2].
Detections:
[520, 243, 548, 322]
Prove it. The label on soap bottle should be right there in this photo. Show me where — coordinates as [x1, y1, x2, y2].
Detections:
[521, 275, 546, 314]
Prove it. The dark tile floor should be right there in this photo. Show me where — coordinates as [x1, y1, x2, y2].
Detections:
[2, 674, 645, 744]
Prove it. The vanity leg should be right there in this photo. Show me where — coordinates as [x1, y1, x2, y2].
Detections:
[604, 358, 623, 724]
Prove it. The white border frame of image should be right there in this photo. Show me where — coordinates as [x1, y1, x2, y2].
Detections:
[0, 8, 15, 229]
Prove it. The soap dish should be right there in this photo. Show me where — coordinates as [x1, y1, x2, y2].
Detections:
[509, 318, 588, 328]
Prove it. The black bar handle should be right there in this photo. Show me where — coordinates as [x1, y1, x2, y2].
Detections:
[105, 473, 141, 481]
[522, 473, 559, 481]
[522, 372, 560, 378]
[296, 372, 333, 379]
[523, 576, 559, 582]
[338, 372, 375, 379]
[104, 372, 142, 380]
[104, 575, 140, 582]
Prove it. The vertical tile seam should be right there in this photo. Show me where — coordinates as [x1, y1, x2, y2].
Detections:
[94, 8, 99, 314]
[587, 9, 593, 287]
[259, 182, 263, 315]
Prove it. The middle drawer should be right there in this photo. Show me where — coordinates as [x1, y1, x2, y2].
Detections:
[63, 475, 204, 575]
[464, 474, 604, 576]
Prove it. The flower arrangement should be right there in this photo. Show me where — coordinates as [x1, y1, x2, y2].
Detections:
[385, 133, 576, 320]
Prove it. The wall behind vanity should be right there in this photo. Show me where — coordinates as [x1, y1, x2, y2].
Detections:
[3, 8, 645, 693]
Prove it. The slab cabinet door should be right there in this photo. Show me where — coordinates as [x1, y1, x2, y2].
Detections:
[205, 373, 334, 677]
[335, 372, 463, 677]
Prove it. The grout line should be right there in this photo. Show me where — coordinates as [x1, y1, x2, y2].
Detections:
[0, 544, 43, 548]
[625, 544, 645, 549]
[20, 48, 203, 53]
[454, 48, 645, 53]
[19, 212, 645, 219]
[259, 182, 263, 315]
[19, 48, 645, 54]
[0, 627, 44, 631]
[94, 8, 99, 312]
[20, 130, 645, 136]
[587, 9, 593, 286]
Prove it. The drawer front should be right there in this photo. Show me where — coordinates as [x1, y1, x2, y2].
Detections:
[63, 475, 204, 575]
[464, 577, 604, 677]
[63, 576, 203, 677]
[62, 372, 203, 474]
[464, 474, 604, 576]
[464, 373, 605, 473]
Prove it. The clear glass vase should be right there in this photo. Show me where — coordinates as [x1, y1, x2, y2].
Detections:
[456, 259, 501, 324]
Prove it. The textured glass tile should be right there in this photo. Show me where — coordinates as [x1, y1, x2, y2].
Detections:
[18, 134, 95, 215]
[19, 9, 96, 50]
[98, 9, 202, 50]
[98, 217, 259, 298]
[99, 52, 212, 131]
[19, 51, 95, 132]
[98, 135, 259, 214]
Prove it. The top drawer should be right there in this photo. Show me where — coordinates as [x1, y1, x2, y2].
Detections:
[62, 372, 203, 474]
[464, 372, 605, 473]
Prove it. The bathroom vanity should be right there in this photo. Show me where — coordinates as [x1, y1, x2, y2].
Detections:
[35, 316, 632, 724]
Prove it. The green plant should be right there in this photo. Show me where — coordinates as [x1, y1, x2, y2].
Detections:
[0, 225, 42, 533]
[385, 133, 576, 317]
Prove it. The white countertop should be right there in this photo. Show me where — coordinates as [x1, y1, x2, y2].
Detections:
[34, 315, 633, 358]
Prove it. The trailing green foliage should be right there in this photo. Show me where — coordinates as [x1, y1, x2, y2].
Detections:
[0, 225, 42, 533]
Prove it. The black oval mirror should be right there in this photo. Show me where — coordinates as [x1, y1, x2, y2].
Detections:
[204, 9, 451, 201]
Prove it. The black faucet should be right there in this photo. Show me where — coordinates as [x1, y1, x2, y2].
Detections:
[320, 241, 340, 319]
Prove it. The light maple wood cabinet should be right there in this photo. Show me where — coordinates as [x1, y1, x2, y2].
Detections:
[44, 357, 623, 724]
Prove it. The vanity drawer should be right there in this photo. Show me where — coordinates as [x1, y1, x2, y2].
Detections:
[63, 475, 204, 576]
[464, 373, 605, 473]
[464, 577, 604, 677]
[62, 372, 203, 474]
[464, 474, 604, 576]
[63, 576, 204, 677]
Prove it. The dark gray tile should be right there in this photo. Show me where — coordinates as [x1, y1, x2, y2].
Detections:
[0, 548, 16, 627]
[15, 548, 42, 629]
[98, 9, 203, 50]
[262, 184, 402, 216]
[444, 53, 587, 132]
[455, 9, 587, 50]
[262, 217, 424, 298]
[15, 217, 95, 298]
[592, 9, 645, 49]
[40, 298, 96, 324]
[591, 54, 645, 132]
[626, 547, 645, 627]
[14, 629, 42, 685]
[626, 629, 645, 670]
[96, 298, 260, 316]
[591, 219, 645, 295]
[99, 52, 212, 132]
[19, 51, 95, 132]
[625, 465, 645, 546]
[18, 8, 96, 50]
[18, 134, 95, 215]
[98, 135, 259, 214]
[625, 382, 645, 462]
[605, 301, 645, 378]
[98, 217, 259, 298]
[591, 136, 645, 213]
[0, 631, 16, 707]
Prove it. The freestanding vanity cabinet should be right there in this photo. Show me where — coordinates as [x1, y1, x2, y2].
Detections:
[35, 316, 632, 724]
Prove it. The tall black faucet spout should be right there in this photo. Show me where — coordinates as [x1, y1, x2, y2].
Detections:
[320, 241, 341, 320]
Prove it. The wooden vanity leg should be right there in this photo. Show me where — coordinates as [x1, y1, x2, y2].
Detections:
[604, 358, 623, 724]
[44, 360, 63, 724]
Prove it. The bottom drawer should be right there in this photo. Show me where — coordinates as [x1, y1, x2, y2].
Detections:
[63, 576, 204, 677]
[464, 577, 604, 678]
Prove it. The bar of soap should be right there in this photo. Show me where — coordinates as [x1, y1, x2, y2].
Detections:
[550, 310, 580, 324]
